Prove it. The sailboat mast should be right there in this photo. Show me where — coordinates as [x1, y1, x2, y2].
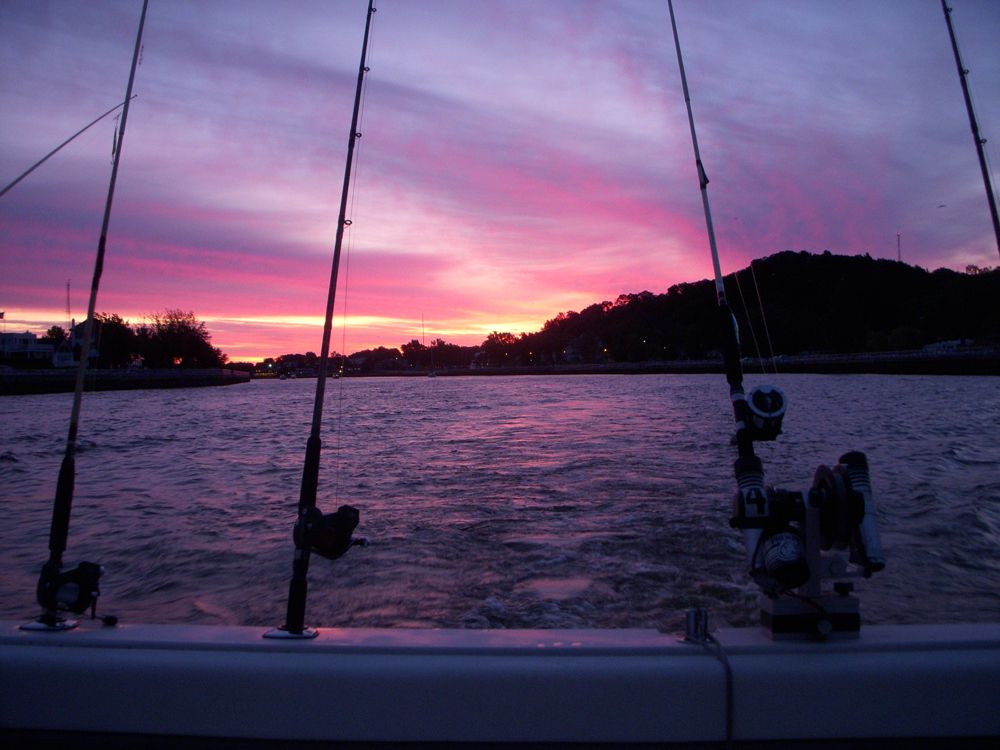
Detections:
[280, 0, 376, 637]
[941, 1, 1000, 258]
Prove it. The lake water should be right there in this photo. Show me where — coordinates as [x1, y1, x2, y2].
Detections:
[1, 373, 998, 631]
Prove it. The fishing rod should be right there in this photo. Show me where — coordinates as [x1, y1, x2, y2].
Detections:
[941, 1, 1000, 258]
[667, 0, 883, 639]
[268, 0, 375, 639]
[666, 0, 761, 460]
[666, 0, 774, 594]
[0, 96, 137, 200]
[25, 0, 149, 631]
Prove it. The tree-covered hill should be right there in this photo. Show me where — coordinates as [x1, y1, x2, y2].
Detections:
[501, 251, 1000, 366]
[257, 251, 1000, 373]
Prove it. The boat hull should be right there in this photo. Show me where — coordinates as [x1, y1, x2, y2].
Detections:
[2, 621, 999, 746]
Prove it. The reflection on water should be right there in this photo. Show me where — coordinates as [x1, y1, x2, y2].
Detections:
[0, 373, 998, 629]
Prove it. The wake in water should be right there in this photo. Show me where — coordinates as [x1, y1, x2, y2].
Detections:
[0, 374, 997, 629]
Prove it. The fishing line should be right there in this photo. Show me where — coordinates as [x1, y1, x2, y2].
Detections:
[334, 238, 351, 503]
[749, 259, 778, 373]
[0, 96, 136, 200]
[730, 267, 765, 373]
[333, 3, 378, 502]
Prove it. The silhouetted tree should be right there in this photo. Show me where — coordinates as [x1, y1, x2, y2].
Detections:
[401, 339, 427, 368]
[94, 313, 136, 368]
[135, 310, 225, 368]
[42, 326, 68, 347]
[482, 332, 518, 366]
[350, 346, 403, 373]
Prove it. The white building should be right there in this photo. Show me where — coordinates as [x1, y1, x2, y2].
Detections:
[0, 330, 55, 364]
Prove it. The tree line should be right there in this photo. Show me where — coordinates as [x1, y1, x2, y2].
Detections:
[41, 310, 226, 369]
[249, 251, 1000, 375]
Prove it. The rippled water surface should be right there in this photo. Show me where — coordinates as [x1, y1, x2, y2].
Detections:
[1, 374, 998, 630]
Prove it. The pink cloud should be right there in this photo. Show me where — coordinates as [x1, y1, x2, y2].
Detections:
[3, 0, 998, 361]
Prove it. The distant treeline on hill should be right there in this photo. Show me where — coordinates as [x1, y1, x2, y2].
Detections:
[246, 251, 999, 375]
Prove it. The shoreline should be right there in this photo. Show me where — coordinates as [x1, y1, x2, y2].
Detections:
[3, 349, 996, 395]
[344, 348, 1000, 378]
[0, 367, 251, 396]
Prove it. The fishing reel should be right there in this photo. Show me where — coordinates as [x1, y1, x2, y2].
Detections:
[294, 504, 365, 560]
[811, 451, 886, 577]
[730, 456, 809, 595]
[29, 560, 103, 629]
[730, 451, 885, 638]
[745, 384, 786, 441]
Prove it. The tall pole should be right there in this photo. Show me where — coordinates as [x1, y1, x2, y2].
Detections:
[35, 0, 148, 626]
[897, 233, 901, 263]
[942, 1, 1000, 259]
[273, 0, 376, 638]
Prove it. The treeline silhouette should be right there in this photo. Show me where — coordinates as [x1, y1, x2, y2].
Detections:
[39, 310, 226, 369]
[253, 251, 999, 374]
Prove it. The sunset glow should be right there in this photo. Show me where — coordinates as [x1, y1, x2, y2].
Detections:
[2, 0, 998, 361]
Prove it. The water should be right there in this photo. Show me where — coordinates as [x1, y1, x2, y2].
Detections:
[1, 374, 998, 630]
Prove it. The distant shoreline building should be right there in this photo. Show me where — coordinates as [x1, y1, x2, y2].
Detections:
[0, 320, 92, 369]
[0, 330, 55, 366]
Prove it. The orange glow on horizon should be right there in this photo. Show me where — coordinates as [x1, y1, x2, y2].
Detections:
[3, 306, 578, 364]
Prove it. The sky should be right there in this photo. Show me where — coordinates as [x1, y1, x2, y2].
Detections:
[1, 0, 998, 362]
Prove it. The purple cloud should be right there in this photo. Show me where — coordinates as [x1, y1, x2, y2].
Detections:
[2, 0, 997, 359]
